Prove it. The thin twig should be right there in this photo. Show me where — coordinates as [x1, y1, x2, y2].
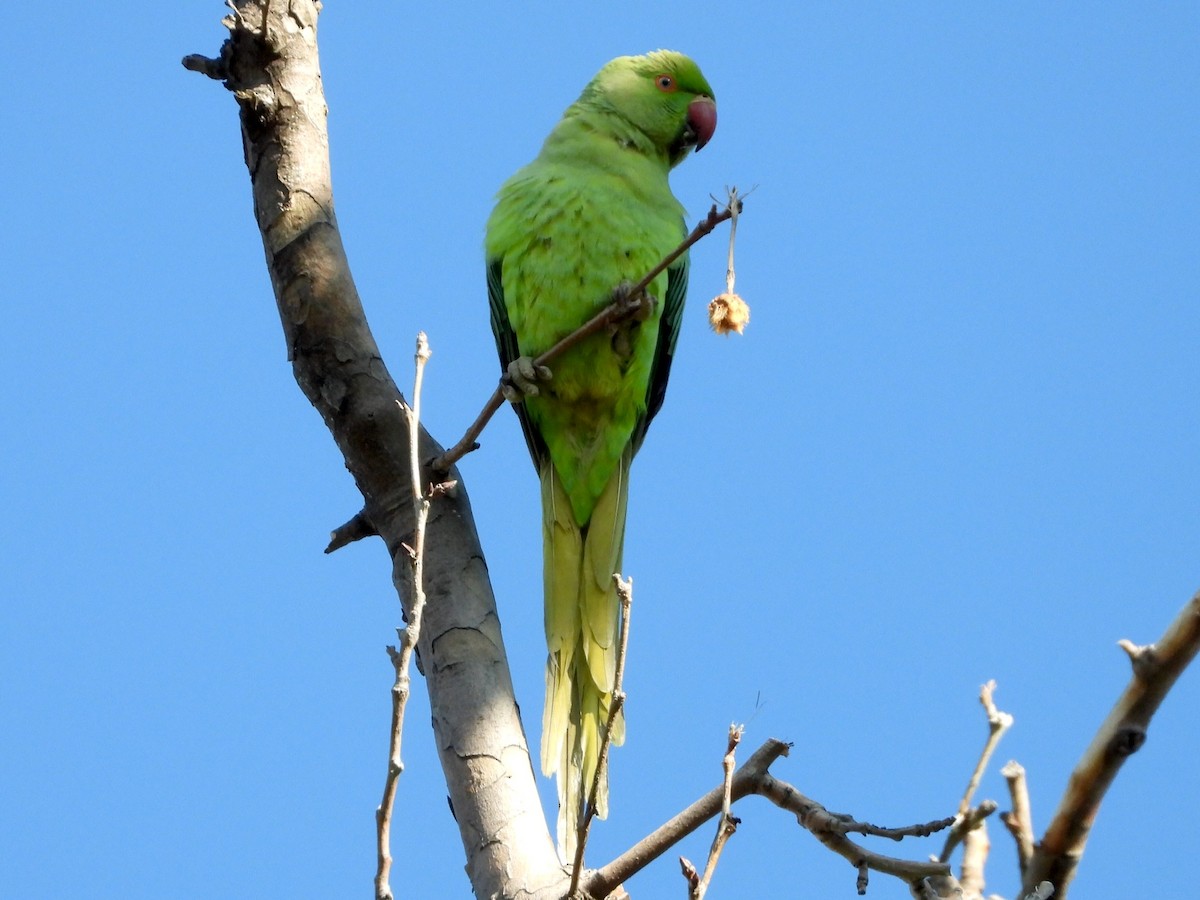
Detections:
[1000, 760, 1035, 875]
[836, 813, 958, 841]
[681, 724, 744, 899]
[940, 681, 1012, 863]
[432, 202, 739, 473]
[962, 681, 1013, 815]
[585, 739, 953, 900]
[375, 332, 435, 900]
[759, 771, 953, 890]
[569, 575, 634, 895]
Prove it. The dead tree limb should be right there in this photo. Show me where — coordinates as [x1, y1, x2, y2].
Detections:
[1022, 589, 1200, 898]
[586, 739, 953, 899]
[184, 4, 563, 897]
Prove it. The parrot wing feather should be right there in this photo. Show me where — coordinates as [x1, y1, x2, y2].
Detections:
[632, 232, 688, 453]
[487, 257, 548, 469]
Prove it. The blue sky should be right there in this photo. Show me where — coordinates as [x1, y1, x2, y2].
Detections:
[3, 3, 1198, 898]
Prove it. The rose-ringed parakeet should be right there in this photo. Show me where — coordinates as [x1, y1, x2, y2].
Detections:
[485, 50, 716, 854]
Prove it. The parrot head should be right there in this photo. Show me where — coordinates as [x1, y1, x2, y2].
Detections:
[583, 50, 716, 167]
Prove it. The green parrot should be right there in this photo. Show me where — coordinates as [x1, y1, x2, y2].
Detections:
[485, 50, 716, 855]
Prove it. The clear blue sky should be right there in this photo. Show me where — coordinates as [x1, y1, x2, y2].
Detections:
[4, 3, 1198, 898]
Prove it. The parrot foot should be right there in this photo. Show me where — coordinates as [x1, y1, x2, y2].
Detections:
[607, 283, 658, 362]
[610, 281, 656, 322]
[501, 356, 552, 403]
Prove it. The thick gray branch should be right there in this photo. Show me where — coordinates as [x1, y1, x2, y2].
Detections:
[185, 3, 564, 897]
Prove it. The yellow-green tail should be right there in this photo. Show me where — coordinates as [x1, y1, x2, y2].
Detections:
[540, 455, 629, 858]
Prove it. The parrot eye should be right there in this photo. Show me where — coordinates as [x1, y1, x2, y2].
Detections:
[655, 74, 677, 92]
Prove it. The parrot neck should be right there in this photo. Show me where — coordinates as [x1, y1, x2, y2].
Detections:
[539, 103, 672, 174]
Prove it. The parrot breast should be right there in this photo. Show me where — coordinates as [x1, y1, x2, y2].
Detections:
[491, 164, 681, 526]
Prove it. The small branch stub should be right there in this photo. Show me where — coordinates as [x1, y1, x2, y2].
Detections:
[1000, 760, 1035, 875]
[325, 509, 378, 553]
[1021, 882, 1055, 900]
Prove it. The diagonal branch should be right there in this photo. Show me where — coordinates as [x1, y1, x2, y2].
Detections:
[585, 739, 954, 899]
[184, 4, 562, 898]
[1000, 760, 1035, 875]
[938, 680, 1012, 887]
[1021, 589, 1200, 898]
[958, 681, 1013, 818]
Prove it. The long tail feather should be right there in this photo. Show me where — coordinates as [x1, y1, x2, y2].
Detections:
[541, 466, 580, 786]
[540, 453, 630, 857]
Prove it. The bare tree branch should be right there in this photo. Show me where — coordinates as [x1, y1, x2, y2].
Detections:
[758, 772, 954, 892]
[680, 724, 744, 900]
[325, 509, 377, 553]
[1022, 589, 1200, 898]
[959, 681, 1013, 818]
[1000, 760, 1034, 875]
[952, 804, 1002, 900]
[938, 680, 1011, 885]
[585, 740, 787, 898]
[586, 739, 954, 898]
[941, 799, 998, 864]
[184, 5, 563, 897]
[375, 334, 438, 900]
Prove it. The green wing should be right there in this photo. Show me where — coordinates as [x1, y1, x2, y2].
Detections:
[487, 257, 548, 470]
[490, 243, 685, 464]
[631, 232, 689, 454]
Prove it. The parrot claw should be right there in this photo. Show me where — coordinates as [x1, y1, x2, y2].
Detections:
[502, 356, 552, 403]
[611, 281, 656, 322]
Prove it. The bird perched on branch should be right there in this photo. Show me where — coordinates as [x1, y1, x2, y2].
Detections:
[485, 50, 716, 856]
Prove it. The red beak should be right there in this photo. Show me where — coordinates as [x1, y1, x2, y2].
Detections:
[686, 96, 717, 152]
